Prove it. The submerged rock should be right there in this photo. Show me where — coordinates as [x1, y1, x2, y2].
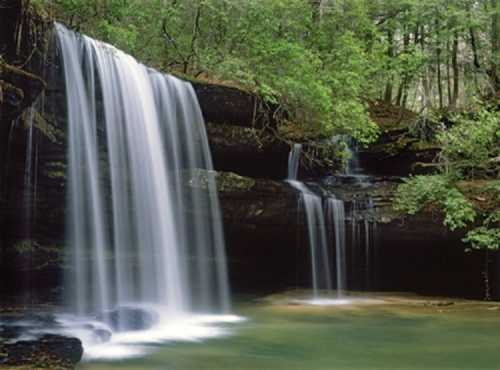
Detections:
[104, 307, 158, 332]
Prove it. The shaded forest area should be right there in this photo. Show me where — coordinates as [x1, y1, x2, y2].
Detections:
[29, 0, 499, 141]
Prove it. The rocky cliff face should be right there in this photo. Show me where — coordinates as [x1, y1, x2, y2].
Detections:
[204, 97, 495, 299]
[0, 1, 63, 298]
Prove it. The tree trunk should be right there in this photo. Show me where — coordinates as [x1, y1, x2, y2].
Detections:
[384, 29, 395, 104]
[396, 32, 411, 108]
[451, 31, 459, 108]
[419, 25, 432, 110]
[470, 27, 481, 70]
[310, 0, 322, 24]
[491, 0, 499, 92]
[446, 40, 452, 107]
[435, 18, 443, 110]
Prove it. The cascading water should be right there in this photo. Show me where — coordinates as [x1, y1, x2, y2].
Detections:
[287, 143, 302, 181]
[54, 23, 237, 359]
[343, 138, 379, 291]
[349, 198, 379, 291]
[326, 198, 346, 297]
[287, 144, 350, 300]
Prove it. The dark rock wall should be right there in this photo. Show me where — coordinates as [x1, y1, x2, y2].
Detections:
[0, 2, 65, 298]
[206, 123, 290, 179]
[217, 174, 494, 299]
[191, 81, 269, 128]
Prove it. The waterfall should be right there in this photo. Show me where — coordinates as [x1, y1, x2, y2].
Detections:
[287, 144, 349, 299]
[350, 198, 378, 291]
[287, 143, 302, 181]
[326, 198, 346, 297]
[343, 135, 378, 291]
[55, 22, 231, 340]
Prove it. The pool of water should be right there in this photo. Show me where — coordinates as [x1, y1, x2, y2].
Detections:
[79, 292, 500, 370]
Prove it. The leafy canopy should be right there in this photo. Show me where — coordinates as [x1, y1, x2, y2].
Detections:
[44, 0, 382, 143]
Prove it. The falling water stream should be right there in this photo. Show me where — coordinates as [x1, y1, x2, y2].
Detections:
[286, 144, 346, 301]
[343, 139, 379, 291]
[52, 23, 238, 360]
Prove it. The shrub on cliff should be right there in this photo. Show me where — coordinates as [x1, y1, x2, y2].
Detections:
[394, 106, 500, 298]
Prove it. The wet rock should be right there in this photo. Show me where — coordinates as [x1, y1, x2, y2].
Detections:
[424, 301, 455, 307]
[207, 123, 289, 179]
[212, 172, 309, 291]
[0, 62, 46, 122]
[0, 334, 83, 369]
[104, 307, 158, 332]
[93, 328, 112, 343]
[207, 123, 341, 179]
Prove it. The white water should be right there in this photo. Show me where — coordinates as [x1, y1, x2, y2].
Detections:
[55, 23, 232, 358]
[287, 144, 350, 299]
[326, 198, 346, 297]
[342, 134, 378, 291]
[287, 143, 302, 181]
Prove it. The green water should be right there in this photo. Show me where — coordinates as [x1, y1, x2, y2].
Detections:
[79, 295, 500, 370]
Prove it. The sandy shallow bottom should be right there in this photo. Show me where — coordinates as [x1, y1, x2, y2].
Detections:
[71, 290, 500, 370]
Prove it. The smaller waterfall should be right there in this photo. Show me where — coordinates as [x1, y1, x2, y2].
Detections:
[326, 198, 346, 297]
[350, 198, 378, 291]
[22, 106, 39, 239]
[343, 135, 378, 291]
[287, 144, 349, 299]
[287, 144, 302, 180]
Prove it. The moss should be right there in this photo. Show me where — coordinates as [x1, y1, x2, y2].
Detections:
[206, 122, 277, 150]
[0, 79, 24, 104]
[216, 172, 256, 192]
[408, 140, 441, 152]
[183, 169, 256, 192]
[278, 120, 329, 142]
[456, 180, 500, 212]
[12, 240, 37, 254]
[368, 100, 417, 131]
[32, 110, 57, 142]
[44, 162, 66, 180]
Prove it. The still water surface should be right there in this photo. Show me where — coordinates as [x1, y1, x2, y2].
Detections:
[79, 293, 500, 370]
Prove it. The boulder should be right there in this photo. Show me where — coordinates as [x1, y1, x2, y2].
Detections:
[104, 306, 158, 332]
[359, 100, 441, 176]
[207, 123, 290, 179]
[191, 80, 277, 128]
[0, 334, 83, 369]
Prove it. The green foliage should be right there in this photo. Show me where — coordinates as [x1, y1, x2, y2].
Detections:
[464, 227, 500, 251]
[439, 109, 500, 179]
[394, 175, 476, 230]
[44, 0, 382, 142]
[37, 0, 500, 139]
[394, 175, 449, 215]
[464, 210, 500, 251]
[395, 106, 499, 251]
[442, 188, 476, 230]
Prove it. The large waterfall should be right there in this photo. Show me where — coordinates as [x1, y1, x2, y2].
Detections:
[54, 24, 235, 358]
